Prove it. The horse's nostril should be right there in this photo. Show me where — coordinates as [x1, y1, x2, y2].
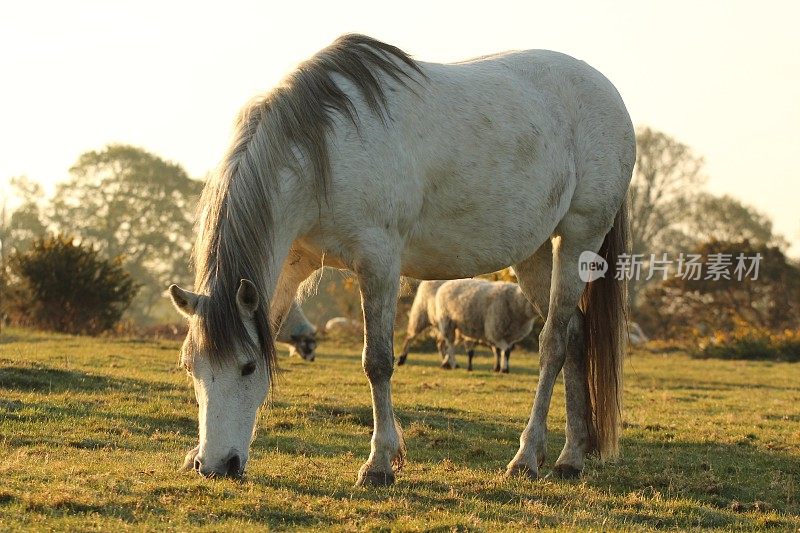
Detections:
[193, 458, 201, 472]
[226, 454, 241, 477]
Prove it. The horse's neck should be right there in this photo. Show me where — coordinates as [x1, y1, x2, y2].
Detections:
[246, 164, 318, 313]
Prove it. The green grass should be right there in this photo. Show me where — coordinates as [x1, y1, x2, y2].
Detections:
[0, 328, 798, 531]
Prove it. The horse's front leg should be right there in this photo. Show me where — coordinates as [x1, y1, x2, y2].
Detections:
[354, 257, 404, 486]
[270, 249, 319, 330]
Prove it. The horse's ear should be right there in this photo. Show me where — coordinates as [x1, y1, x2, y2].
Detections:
[169, 284, 199, 317]
[236, 279, 259, 317]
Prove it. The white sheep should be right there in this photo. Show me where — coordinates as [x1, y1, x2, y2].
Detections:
[398, 281, 447, 366]
[435, 278, 537, 372]
[276, 301, 317, 361]
[399, 279, 536, 372]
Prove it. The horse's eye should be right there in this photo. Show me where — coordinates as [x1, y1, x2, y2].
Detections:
[241, 362, 256, 377]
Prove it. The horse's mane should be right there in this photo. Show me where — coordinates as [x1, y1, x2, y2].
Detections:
[192, 34, 422, 375]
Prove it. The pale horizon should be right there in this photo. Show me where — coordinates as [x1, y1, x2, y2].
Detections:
[2, 0, 799, 254]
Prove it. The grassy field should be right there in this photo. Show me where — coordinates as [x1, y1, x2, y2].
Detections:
[0, 328, 798, 531]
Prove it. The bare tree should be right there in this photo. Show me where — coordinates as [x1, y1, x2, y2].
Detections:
[684, 193, 785, 248]
[628, 127, 706, 256]
[0, 201, 7, 332]
[627, 127, 705, 307]
[3, 177, 47, 252]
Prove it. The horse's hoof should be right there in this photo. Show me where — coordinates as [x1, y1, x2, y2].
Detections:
[493, 366, 500, 373]
[500, 368, 509, 374]
[505, 462, 538, 480]
[355, 469, 395, 487]
[397, 356, 407, 366]
[551, 464, 582, 479]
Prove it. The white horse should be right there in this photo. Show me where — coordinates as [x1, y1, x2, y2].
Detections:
[275, 300, 317, 361]
[169, 34, 633, 484]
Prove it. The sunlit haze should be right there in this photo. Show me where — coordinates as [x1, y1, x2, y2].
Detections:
[1, 1, 798, 253]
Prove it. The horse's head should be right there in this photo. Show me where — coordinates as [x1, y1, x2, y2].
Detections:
[289, 333, 317, 361]
[168, 280, 269, 479]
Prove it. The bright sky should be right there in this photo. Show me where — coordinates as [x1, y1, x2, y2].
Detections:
[1, 1, 799, 253]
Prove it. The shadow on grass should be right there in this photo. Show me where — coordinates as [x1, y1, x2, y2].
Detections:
[259, 400, 519, 461]
[0, 332, 58, 345]
[5, 400, 196, 444]
[246, 399, 800, 530]
[1, 364, 195, 448]
[2, 354, 796, 528]
[243, 433, 799, 529]
[0, 364, 175, 394]
[22, 498, 140, 522]
[7, 403, 797, 529]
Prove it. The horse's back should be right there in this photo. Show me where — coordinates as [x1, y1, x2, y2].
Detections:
[316, 47, 634, 280]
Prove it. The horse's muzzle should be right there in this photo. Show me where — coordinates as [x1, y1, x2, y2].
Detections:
[192, 450, 244, 479]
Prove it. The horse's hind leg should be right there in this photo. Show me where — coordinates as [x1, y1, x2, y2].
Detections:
[505, 242, 552, 474]
[511, 241, 592, 478]
[551, 310, 591, 479]
[354, 256, 404, 487]
[507, 228, 604, 479]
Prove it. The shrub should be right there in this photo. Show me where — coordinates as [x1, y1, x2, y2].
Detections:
[693, 326, 800, 362]
[635, 240, 800, 340]
[10, 235, 139, 335]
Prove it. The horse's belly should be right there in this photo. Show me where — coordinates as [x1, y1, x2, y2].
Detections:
[400, 206, 556, 279]
[396, 102, 572, 278]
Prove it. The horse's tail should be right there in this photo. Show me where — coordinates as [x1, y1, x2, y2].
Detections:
[397, 286, 431, 365]
[580, 198, 629, 460]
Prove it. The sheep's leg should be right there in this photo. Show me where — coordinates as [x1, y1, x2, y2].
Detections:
[436, 337, 445, 356]
[501, 347, 511, 373]
[492, 346, 502, 372]
[463, 340, 475, 371]
[436, 337, 447, 362]
[397, 336, 414, 365]
[437, 317, 457, 370]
